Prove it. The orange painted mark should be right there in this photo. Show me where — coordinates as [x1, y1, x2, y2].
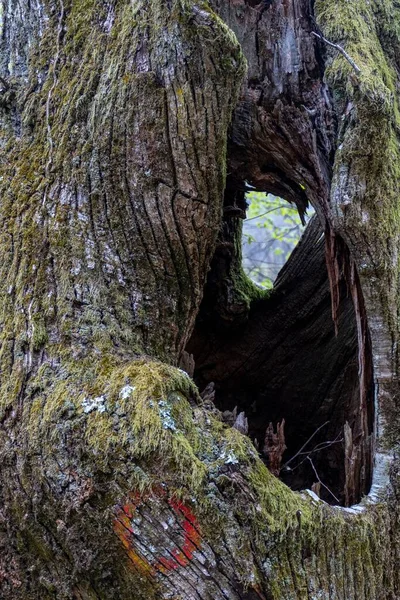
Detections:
[113, 516, 156, 578]
[121, 503, 134, 519]
[113, 490, 202, 577]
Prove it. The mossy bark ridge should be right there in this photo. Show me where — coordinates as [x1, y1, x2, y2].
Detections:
[0, 0, 399, 599]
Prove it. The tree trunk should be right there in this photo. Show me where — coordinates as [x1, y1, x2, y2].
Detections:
[0, 1, 399, 599]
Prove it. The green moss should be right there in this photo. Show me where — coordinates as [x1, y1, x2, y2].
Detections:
[32, 320, 49, 351]
[316, 0, 400, 234]
[0, 0, 247, 385]
[14, 353, 400, 595]
[314, 0, 400, 359]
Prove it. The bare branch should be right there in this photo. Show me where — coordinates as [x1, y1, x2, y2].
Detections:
[308, 456, 340, 504]
[297, 434, 344, 456]
[311, 31, 361, 75]
[245, 205, 289, 221]
[282, 421, 330, 469]
[288, 434, 344, 472]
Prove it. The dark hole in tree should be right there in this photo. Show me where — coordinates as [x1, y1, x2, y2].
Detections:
[186, 176, 375, 507]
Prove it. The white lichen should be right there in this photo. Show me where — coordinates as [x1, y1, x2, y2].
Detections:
[82, 395, 107, 414]
[119, 385, 136, 400]
[158, 400, 177, 431]
[220, 450, 239, 465]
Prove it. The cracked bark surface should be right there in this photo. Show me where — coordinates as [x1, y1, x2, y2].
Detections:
[0, 0, 399, 599]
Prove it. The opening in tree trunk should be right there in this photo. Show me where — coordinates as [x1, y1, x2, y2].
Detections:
[187, 178, 375, 507]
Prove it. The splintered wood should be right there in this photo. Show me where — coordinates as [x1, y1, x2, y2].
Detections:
[263, 419, 286, 476]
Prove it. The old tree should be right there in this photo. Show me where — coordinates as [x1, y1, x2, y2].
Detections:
[1, 0, 400, 598]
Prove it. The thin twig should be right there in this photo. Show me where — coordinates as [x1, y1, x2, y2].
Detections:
[282, 421, 330, 469]
[246, 205, 288, 221]
[297, 434, 344, 456]
[311, 31, 361, 75]
[308, 456, 340, 504]
[289, 435, 344, 472]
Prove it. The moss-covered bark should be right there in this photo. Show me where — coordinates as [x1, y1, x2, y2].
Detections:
[0, 0, 245, 376]
[0, 0, 400, 598]
[315, 0, 400, 448]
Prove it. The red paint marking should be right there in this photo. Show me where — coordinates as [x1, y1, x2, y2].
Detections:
[158, 555, 180, 571]
[122, 503, 134, 519]
[113, 489, 202, 575]
[183, 519, 200, 543]
[171, 548, 189, 567]
[169, 498, 198, 525]
[118, 513, 134, 533]
[168, 497, 202, 560]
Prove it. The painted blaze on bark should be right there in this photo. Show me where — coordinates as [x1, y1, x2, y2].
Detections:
[0, 0, 399, 599]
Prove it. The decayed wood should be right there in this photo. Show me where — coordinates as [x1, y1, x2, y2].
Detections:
[211, 0, 335, 220]
[189, 215, 373, 505]
[262, 420, 286, 476]
[233, 411, 249, 435]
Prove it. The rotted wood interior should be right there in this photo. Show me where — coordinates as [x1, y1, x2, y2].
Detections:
[185, 0, 376, 507]
[187, 197, 374, 506]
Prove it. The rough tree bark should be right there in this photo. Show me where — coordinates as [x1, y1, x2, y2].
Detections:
[0, 0, 399, 599]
